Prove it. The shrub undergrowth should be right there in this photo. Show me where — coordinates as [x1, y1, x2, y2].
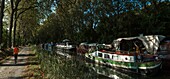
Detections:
[34, 46, 98, 79]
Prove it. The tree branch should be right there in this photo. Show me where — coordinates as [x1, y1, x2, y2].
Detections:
[16, 6, 37, 19]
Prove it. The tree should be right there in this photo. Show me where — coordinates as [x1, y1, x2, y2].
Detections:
[0, 0, 5, 48]
[7, 0, 57, 47]
[8, 0, 21, 48]
[30, 0, 169, 43]
[17, 0, 57, 45]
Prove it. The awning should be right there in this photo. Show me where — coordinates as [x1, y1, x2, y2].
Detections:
[113, 35, 165, 54]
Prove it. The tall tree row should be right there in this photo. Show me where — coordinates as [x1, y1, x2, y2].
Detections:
[0, 0, 5, 48]
[36, 0, 170, 44]
[1, 0, 170, 47]
[7, 0, 56, 47]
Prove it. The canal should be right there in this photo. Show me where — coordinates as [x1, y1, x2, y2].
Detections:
[38, 47, 170, 79]
[58, 49, 170, 79]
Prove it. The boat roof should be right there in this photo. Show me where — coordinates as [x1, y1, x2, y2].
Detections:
[62, 39, 70, 42]
[113, 35, 166, 54]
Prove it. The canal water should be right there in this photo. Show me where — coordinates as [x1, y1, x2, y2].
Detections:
[85, 62, 170, 79]
[56, 49, 170, 79]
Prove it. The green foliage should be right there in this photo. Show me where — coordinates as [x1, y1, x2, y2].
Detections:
[35, 47, 98, 79]
[1, 28, 8, 48]
[35, 0, 170, 44]
[3, 0, 170, 46]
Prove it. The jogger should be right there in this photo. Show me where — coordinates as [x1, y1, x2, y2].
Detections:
[13, 46, 19, 64]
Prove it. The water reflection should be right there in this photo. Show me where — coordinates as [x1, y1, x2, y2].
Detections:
[84, 58, 170, 79]
[86, 63, 135, 79]
[56, 49, 170, 79]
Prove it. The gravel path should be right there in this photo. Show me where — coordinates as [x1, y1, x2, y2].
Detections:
[0, 47, 34, 79]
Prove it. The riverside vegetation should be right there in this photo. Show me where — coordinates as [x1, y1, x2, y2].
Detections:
[33, 46, 101, 79]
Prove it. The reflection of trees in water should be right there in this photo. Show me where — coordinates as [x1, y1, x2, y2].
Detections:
[87, 63, 135, 79]
[86, 60, 170, 79]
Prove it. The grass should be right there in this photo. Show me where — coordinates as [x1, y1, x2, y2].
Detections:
[0, 48, 13, 64]
[23, 46, 43, 79]
[28, 46, 98, 79]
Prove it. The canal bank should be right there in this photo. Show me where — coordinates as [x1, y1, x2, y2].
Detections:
[54, 46, 170, 79]
[30, 45, 170, 79]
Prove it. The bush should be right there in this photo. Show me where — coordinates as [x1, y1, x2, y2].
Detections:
[34, 46, 98, 79]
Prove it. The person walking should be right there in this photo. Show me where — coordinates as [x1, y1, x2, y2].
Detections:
[13, 46, 19, 64]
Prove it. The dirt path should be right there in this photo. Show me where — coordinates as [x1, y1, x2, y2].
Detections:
[0, 47, 36, 79]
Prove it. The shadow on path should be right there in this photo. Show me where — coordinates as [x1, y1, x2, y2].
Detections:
[2, 76, 30, 79]
[0, 53, 38, 66]
[0, 47, 39, 79]
[18, 53, 35, 56]
[0, 61, 38, 66]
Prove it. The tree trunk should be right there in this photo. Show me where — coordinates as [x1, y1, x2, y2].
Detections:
[13, 11, 18, 47]
[17, 29, 21, 46]
[9, 0, 21, 47]
[0, 0, 5, 47]
[9, 0, 14, 48]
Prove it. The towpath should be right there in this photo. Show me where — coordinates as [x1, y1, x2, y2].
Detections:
[0, 47, 36, 79]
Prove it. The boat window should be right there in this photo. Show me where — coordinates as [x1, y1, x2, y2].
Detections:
[98, 53, 102, 57]
[104, 54, 110, 59]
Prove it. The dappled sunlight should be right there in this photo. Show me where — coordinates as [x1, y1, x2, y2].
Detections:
[0, 0, 170, 79]
[0, 47, 38, 79]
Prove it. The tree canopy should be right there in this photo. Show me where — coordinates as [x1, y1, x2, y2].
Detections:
[0, 0, 170, 47]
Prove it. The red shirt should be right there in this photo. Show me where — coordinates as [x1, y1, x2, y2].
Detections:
[13, 47, 19, 54]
